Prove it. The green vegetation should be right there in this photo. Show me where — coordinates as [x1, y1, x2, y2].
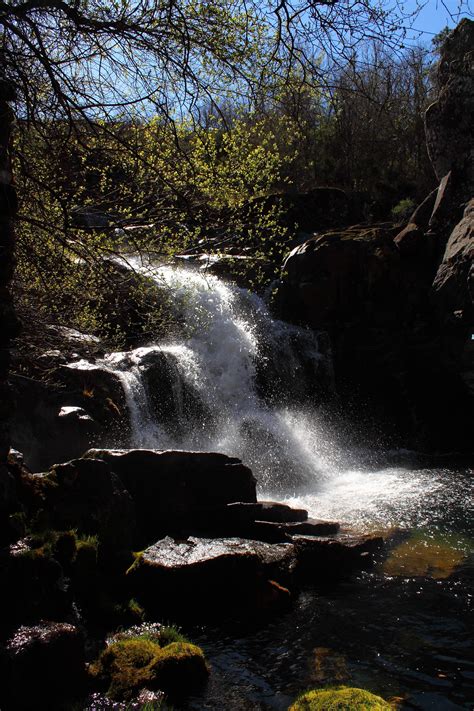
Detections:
[90, 636, 209, 700]
[289, 686, 392, 710]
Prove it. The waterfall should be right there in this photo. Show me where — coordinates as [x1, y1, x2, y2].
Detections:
[68, 257, 335, 494]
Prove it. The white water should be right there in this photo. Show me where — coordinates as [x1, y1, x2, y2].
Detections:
[67, 257, 474, 529]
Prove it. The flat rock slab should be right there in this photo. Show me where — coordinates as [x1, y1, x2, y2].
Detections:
[251, 518, 340, 543]
[128, 536, 296, 617]
[137, 535, 295, 575]
[257, 501, 308, 522]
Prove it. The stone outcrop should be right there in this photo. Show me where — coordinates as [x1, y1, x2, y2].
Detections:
[425, 19, 474, 200]
[277, 20, 474, 453]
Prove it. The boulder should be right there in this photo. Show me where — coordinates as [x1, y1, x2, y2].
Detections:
[139, 349, 214, 437]
[0, 540, 71, 632]
[1, 622, 86, 710]
[127, 535, 296, 617]
[84, 448, 257, 542]
[10, 362, 128, 471]
[44, 457, 136, 559]
[279, 226, 402, 332]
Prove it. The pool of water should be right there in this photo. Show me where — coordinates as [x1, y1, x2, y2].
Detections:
[185, 468, 474, 710]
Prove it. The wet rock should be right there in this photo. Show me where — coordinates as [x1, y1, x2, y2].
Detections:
[128, 536, 296, 618]
[84, 448, 257, 542]
[139, 349, 214, 437]
[293, 533, 383, 580]
[251, 518, 340, 543]
[257, 501, 308, 523]
[1, 622, 86, 710]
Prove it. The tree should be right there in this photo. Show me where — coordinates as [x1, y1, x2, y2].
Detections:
[1, 0, 472, 347]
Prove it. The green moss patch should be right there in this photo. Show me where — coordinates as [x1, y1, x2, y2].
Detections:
[289, 686, 391, 710]
[90, 637, 208, 700]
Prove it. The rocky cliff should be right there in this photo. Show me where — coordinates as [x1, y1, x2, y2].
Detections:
[277, 19, 474, 452]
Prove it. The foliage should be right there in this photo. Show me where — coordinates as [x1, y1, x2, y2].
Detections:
[391, 198, 416, 223]
[289, 686, 391, 710]
[4, 0, 467, 355]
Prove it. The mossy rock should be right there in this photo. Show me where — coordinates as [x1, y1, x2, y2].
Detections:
[89, 637, 208, 700]
[289, 686, 391, 710]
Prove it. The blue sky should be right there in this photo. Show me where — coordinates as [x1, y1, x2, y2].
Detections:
[401, 0, 474, 38]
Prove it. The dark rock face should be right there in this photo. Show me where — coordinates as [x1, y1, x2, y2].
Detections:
[10, 361, 129, 471]
[44, 457, 136, 558]
[433, 198, 474, 325]
[84, 448, 257, 542]
[1, 622, 86, 710]
[276, 21, 474, 452]
[1, 540, 71, 633]
[425, 19, 474, 199]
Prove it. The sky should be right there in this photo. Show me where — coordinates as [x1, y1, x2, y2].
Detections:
[400, 0, 474, 39]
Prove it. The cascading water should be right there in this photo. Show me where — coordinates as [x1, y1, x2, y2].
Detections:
[68, 256, 334, 494]
[67, 256, 474, 532]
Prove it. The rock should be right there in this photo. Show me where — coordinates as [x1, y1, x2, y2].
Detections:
[394, 223, 432, 259]
[128, 536, 296, 617]
[257, 501, 308, 523]
[1, 622, 86, 710]
[139, 349, 214, 438]
[252, 518, 341, 543]
[293, 533, 383, 580]
[425, 19, 474, 200]
[70, 205, 114, 229]
[84, 448, 257, 542]
[279, 226, 402, 332]
[10, 363, 128, 471]
[202, 254, 277, 290]
[433, 198, 474, 324]
[0, 540, 71, 632]
[44, 457, 135, 560]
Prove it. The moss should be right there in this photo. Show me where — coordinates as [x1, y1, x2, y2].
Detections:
[149, 642, 209, 693]
[289, 686, 391, 710]
[90, 637, 208, 701]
